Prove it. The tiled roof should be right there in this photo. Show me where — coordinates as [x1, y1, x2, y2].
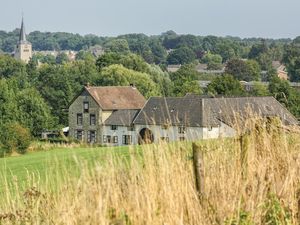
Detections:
[133, 97, 219, 127]
[134, 95, 298, 127]
[85, 86, 146, 110]
[104, 110, 139, 126]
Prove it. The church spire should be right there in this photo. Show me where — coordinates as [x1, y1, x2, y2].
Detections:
[19, 17, 27, 42]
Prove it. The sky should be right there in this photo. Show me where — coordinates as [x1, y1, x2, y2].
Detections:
[0, 0, 299, 38]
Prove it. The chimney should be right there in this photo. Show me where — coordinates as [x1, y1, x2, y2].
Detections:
[86, 82, 90, 88]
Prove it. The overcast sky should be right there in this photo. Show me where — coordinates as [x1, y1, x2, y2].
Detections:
[1, 0, 299, 38]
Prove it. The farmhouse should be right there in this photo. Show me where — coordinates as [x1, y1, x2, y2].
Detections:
[68, 85, 146, 144]
[69, 86, 298, 145]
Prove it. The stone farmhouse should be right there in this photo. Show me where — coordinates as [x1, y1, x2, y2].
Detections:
[68, 86, 298, 146]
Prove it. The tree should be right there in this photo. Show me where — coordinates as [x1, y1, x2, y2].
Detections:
[167, 46, 196, 65]
[170, 64, 202, 96]
[104, 39, 130, 54]
[75, 51, 95, 61]
[147, 64, 173, 96]
[282, 42, 300, 81]
[268, 76, 300, 118]
[201, 52, 223, 70]
[149, 39, 167, 64]
[248, 40, 268, 59]
[56, 52, 70, 64]
[16, 88, 54, 136]
[250, 82, 270, 96]
[207, 75, 245, 96]
[225, 59, 261, 81]
[0, 55, 26, 78]
[96, 64, 160, 98]
[0, 122, 31, 155]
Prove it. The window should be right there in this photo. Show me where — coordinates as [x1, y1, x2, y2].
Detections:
[113, 136, 118, 143]
[77, 113, 83, 126]
[87, 131, 96, 143]
[122, 135, 132, 145]
[111, 125, 118, 130]
[90, 114, 96, 125]
[75, 130, 83, 140]
[103, 135, 112, 143]
[83, 102, 89, 113]
[160, 137, 169, 142]
[208, 126, 213, 131]
[179, 137, 185, 141]
[178, 126, 186, 134]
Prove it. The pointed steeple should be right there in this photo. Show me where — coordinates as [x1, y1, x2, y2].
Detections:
[19, 17, 27, 42]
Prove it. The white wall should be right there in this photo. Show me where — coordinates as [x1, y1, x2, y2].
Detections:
[102, 125, 137, 146]
[102, 122, 237, 146]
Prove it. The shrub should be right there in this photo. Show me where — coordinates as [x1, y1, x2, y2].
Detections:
[0, 122, 31, 155]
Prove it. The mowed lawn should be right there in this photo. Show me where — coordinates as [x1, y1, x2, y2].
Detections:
[0, 145, 134, 194]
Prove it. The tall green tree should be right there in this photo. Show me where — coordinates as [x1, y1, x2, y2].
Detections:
[207, 75, 245, 96]
[170, 64, 202, 96]
[225, 59, 261, 81]
[96, 64, 160, 98]
[167, 46, 196, 65]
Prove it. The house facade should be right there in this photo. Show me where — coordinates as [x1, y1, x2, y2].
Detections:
[68, 86, 146, 144]
[69, 86, 298, 146]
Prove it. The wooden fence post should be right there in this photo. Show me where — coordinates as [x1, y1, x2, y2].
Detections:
[239, 134, 249, 179]
[192, 143, 205, 199]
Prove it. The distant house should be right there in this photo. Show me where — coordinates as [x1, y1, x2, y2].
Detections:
[272, 61, 288, 80]
[167, 63, 225, 74]
[69, 88, 298, 145]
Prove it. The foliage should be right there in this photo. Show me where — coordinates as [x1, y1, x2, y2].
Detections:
[96, 52, 149, 73]
[56, 52, 70, 64]
[225, 59, 261, 81]
[282, 40, 300, 82]
[0, 122, 31, 155]
[261, 194, 291, 225]
[201, 52, 223, 70]
[268, 76, 300, 118]
[167, 46, 196, 65]
[249, 82, 270, 96]
[0, 54, 26, 78]
[207, 74, 245, 96]
[104, 39, 130, 54]
[96, 64, 161, 98]
[170, 64, 202, 96]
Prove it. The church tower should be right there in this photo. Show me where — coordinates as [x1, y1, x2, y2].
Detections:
[14, 17, 32, 63]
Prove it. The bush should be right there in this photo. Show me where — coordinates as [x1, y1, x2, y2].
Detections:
[0, 122, 31, 155]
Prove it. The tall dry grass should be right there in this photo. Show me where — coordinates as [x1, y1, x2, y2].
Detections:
[1, 118, 300, 224]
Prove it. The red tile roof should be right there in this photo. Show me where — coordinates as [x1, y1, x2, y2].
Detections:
[85, 86, 146, 110]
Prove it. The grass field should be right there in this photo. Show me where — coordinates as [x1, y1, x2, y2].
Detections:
[1, 123, 300, 224]
[0, 145, 133, 195]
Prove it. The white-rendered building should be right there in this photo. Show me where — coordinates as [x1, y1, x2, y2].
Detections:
[69, 86, 298, 146]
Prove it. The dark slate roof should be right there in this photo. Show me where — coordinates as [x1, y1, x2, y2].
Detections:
[202, 96, 299, 126]
[18, 18, 30, 44]
[104, 110, 139, 126]
[134, 95, 298, 127]
[85, 86, 146, 110]
[133, 97, 219, 127]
